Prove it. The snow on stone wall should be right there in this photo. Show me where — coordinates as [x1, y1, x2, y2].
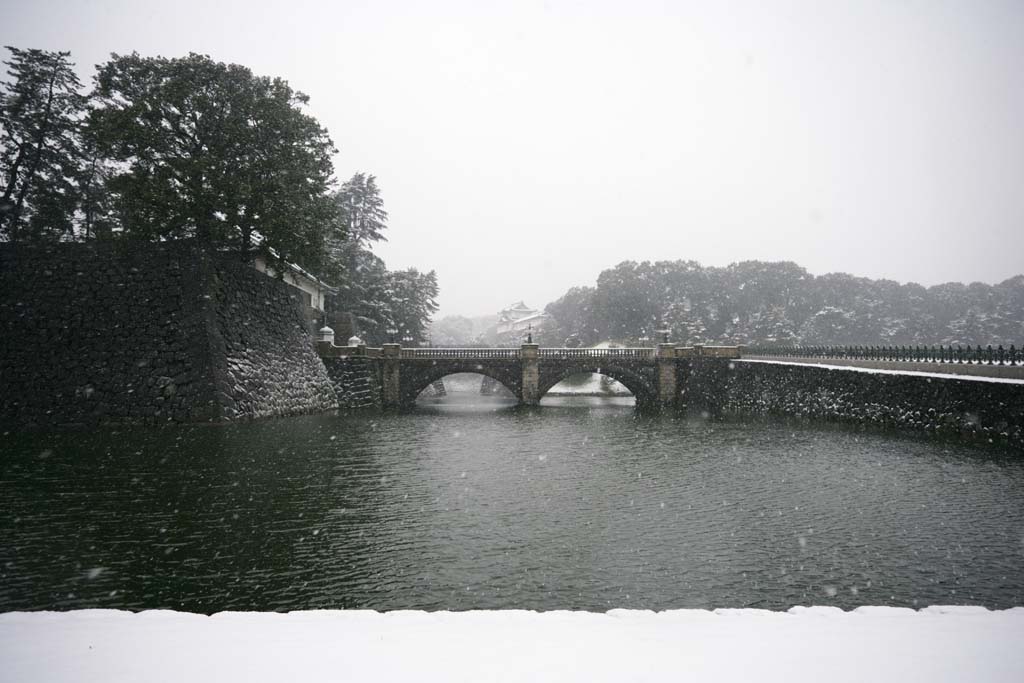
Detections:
[687, 358, 1024, 448]
[321, 356, 381, 409]
[0, 242, 337, 427]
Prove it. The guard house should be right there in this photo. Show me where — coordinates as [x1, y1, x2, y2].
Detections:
[252, 254, 336, 327]
[496, 301, 549, 335]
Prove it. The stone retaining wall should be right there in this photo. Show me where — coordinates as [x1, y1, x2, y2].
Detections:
[687, 359, 1024, 449]
[742, 355, 1024, 380]
[322, 357, 381, 410]
[210, 257, 337, 420]
[0, 242, 337, 428]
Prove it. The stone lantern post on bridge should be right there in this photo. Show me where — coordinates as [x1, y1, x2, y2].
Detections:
[316, 322, 335, 346]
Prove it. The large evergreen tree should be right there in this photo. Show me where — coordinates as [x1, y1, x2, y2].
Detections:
[325, 172, 388, 303]
[1, 47, 443, 340]
[335, 172, 387, 247]
[89, 52, 339, 269]
[387, 268, 439, 342]
[544, 286, 598, 346]
[0, 47, 86, 242]
[324, 173, 439, 344]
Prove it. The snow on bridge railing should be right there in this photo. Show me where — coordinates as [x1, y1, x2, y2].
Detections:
[316, 345, 383, 358]
[399, 348, 520, 359]
[538, 348, 655, 358]
[320, 346, 744, 360]
[745, 344, 1023, 366]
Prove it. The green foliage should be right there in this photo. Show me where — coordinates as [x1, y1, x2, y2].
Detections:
[387, 268, 439, 342]
[1, 46, 442, 343]
[429, 315, 475, 346]
[324, 172, 388, 299]
[89, 52, 340, 269]
[336, 247, 393, 340]
[545, 260, 1024, 347]
[335, 173, 387, 247]
[76, 128, 116, 239]
[324, 173, 439, 344]
[544, 286, 598, 346]
[0, 47, 86, 242]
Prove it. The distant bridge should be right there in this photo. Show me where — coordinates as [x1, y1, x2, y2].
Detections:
[316, 341, 741, 411]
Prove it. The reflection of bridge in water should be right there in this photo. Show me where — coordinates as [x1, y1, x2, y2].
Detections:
[317, 340, 741, 411]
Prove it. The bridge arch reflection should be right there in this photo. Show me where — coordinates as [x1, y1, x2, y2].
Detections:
[402, 363, 521, 408]
[538, 365, 652, 407]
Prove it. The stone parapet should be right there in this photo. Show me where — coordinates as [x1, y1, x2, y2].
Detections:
[675, 345, 742, 359]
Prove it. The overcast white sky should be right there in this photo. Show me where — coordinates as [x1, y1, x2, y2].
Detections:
[4, 0, 1022, 316]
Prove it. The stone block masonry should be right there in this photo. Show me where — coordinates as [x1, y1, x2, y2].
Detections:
[0, 241, 337, 429]
[687, 359, 1024, 450]
[321, 357, 381, 410]
[210, 256, 337, 421]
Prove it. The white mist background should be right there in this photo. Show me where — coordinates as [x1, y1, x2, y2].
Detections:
[4, 0, 1023, 315]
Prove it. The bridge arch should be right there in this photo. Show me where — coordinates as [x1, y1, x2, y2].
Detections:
[399, 361, 521, 408]
[537, 363, 658, 408]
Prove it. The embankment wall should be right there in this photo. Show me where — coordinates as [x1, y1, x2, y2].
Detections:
[0, 242, 337, 428]
[687, 359, 1024, 449]
[322, 357, 381, 410]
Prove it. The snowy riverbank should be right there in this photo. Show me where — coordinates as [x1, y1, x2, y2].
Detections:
[2, 607, 1023, 682]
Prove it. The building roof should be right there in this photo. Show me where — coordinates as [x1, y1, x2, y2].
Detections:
[509, 312, 549, 325]
[499, 301, 540, 323]
[244, 231, 337, 294]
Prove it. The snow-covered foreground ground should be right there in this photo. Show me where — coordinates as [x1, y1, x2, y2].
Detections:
[2, 607, 1023, 682]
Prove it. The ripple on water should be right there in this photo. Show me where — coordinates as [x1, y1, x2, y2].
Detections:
[1, 398, 1022, 612]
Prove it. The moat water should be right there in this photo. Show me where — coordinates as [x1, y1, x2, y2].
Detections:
[2, 393, 1022, 612]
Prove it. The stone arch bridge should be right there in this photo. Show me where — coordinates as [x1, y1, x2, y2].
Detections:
[317, 341, 742, 411]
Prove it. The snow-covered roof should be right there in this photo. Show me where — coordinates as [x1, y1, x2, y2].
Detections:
[499, 302, 542, 323]
[512, 312, 549, 324]
[243, 231, 337, 294]
[503, 301, 533, 312]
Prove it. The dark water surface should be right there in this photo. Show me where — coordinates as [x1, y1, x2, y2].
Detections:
[2, 395, 1022, 612]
